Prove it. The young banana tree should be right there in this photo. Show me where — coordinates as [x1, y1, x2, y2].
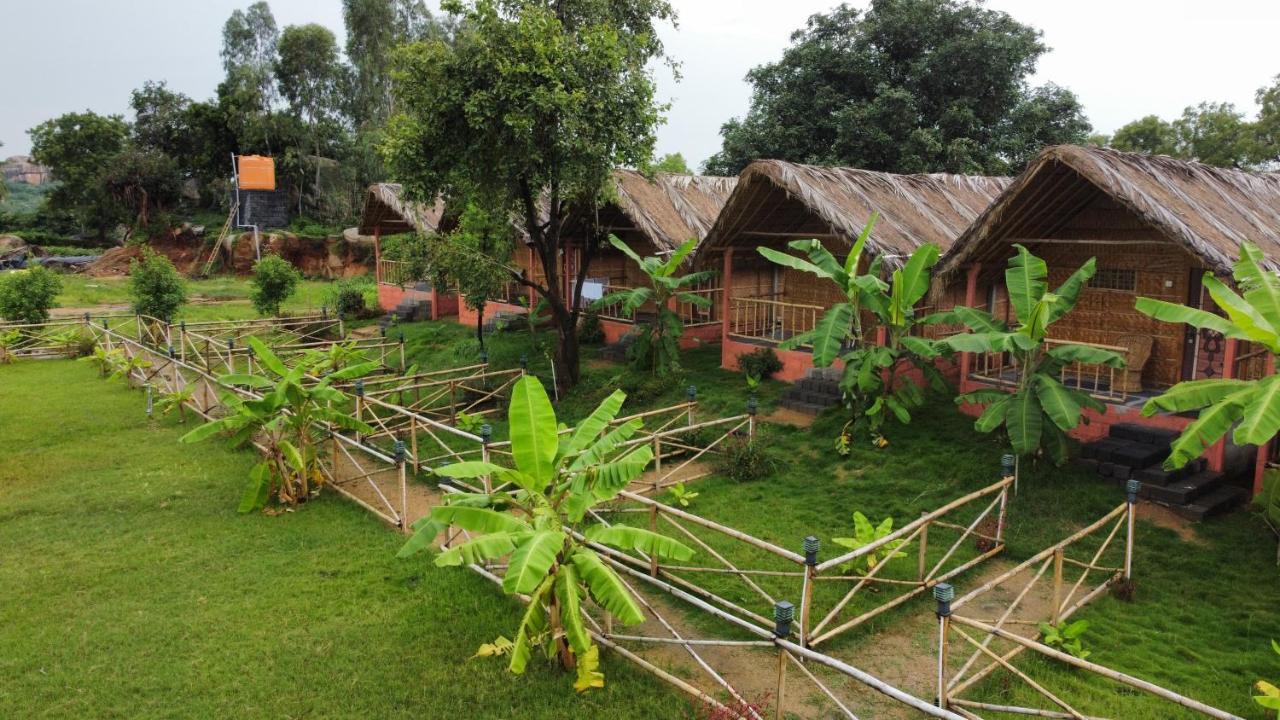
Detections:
[939, 245, 1125, 465]
[1136, 242, 1280, 469]
[757, 215, 948, 445]
[399, 375, 694, 691]
[180, 336, 381, 512]
[593, 236, 715, 375]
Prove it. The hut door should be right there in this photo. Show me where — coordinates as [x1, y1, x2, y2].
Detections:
[1180, 270, 1201, 380]
[1180, 270, 1227, 380]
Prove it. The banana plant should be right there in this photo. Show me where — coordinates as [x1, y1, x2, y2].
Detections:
[155, 385, 197, 422]
[180, 336, 380, 512]
[593, 236, 715, 375]
[0, 329, 22, 363]
[1255, 640, 1280, 712]
[309, 339, 371, 375]
[757, 215, 948, 444]
[1136, 243, 1280, 469]
[832, 511, 907, 573]
[1038, 619, 1091, 660]
[399, 375, 694, 691]
[109, 352, 154, 387]
[938, 245, 1124, 465]
[80, 344, 124, 376]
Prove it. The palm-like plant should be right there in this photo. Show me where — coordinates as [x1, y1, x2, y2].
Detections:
[758, 215, 947, 442]
[309, 339, 370, 375]
[155, 385, 197, 422]
[80, 344, 125, 376]
[109, 352, 154, 387]
[180, 337, 380, 512]
[1136, 243, 1280, 469]
[832, 511, 907, 573]
[399, 375, 694, 691]
[594, 236, 715, 375]
[939, 245, 1125, 465]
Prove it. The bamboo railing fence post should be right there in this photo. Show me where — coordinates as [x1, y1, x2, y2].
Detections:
[227, 338, 236, 375]
[135, 313, 142, 340]
[399, 333, 406, 371]
[410, 416, 419, 474]
[773, 601, 794, 720]
[330, 430, 338, 482]
[1051, 548, 1065, 625]
[801, 536, 818, 649]
[448, 379, 457, 425]
[480, 423, 493, 494]
[996, 482, 1010, 545]
[935, 583, 954, 709]
[354, 380, 365, 442]
[648, 505, 660, 577]
[395, 440, 408, 534]
[1124, 479, 1138, 582]
[918, 512, 930, 583]
[686, 385, 697, 425]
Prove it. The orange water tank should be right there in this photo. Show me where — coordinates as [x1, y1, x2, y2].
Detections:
[237, 155, 276, 191]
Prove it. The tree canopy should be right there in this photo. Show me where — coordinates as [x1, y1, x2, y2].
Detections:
[703, 0, 1091, 176]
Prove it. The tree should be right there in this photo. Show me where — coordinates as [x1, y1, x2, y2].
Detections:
[250, 255, 301, 316]
[343, 0, 447, 128]
[130, 81, 194, 159]
[1135, 243, 1280, 469]
[758, 217, 948, 447]
[1109, 115, 1177, 157]
[650, 152, 691, 175]
[418, 203, 513, 350]
[276, 23, 346, 212]
[181, 336, 380, 511]
[222, 1, 280, 108]
[383, 0, 674, 389]
[98, 149, 182, 232]
[27, 111, 130, 236]
[1254, 75, 1280, 166]
[1171, 102, 1255, 169]
[595, 236, 713, 375]
[0, 266, 62, 323]
[400, 375, 693, 690]
[940, 245, 1124, 468]
[128, 249, 188, 322]
[702, 0, 1090, 176]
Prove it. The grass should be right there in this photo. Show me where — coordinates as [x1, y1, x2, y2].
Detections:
[0, 360, 683, 719]
[52, 274, 341, 321]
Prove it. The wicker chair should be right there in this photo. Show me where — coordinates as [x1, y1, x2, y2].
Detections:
[1112, 334, 1153, 394]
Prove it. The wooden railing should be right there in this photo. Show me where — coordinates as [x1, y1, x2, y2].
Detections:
[596, 286, 722, 327]
[728, 296, 824, 348]
[377, 258, 411, 286]
[969, 338, 1131, 403]
[1234, 342, 1272, 382]
[595, 283, 643, 322]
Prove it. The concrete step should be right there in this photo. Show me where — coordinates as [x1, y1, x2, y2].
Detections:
[1109, 442, 1169, 469]
[1144, 471, 1222, 506]
[780, 398, 830, 415]
[1108, 423, 1181, 447]
[1173, 485, 1250, 521]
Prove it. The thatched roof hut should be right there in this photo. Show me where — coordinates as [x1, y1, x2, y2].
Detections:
[938, 145, 1280, 277]
[702, 160, 1010, 267]
[573, 170, 738, 255]
[357, 183, 446, 236]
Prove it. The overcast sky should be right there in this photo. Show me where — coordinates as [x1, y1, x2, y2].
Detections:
[3, 0, 1278, 170]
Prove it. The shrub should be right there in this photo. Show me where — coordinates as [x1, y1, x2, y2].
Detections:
[0, 265, 62, 323]
[128, 249, 187, 322]
[578, 306, 604, 344]
[737, 347, 783, 380]
[324, 277, 376, 319]
[249, 254, 301, 316]
[714, 433, 777, 483]
[617, 371, 677, 406]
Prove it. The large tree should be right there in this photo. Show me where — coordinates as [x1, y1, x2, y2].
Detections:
[703, 0, 1090, 176]
[383, 0, 674, 388]
[27, 111, 131, 237]
[222, 1, 280, 108]
[342, 0, 448, 128]
[276, 23, 346, 213]
[130, 81, 193, 160]
[1109, 115, 1177, 157]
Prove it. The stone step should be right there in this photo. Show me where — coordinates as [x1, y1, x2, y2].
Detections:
[1173, 485, 1250, 521]
[1144, 471, 1222, 506]
[780, 398, 830, 415]
[1108, 423, 1180, 447]
[796, 377, 841, 395]
[1109, 442, 1169, 469]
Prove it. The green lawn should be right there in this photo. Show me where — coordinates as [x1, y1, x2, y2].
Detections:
[53, 274, 340, 320]
[0, 360, 681, 719]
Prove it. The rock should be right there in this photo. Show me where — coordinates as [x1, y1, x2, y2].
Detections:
[0, 235, 27, 253]
[1, 155, 52, 185]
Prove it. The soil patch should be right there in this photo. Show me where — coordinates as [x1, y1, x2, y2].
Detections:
[762, 407, 817, 428]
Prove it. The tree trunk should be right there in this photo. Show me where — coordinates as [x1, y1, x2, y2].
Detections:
[475, 302, 486, 352]
[554, 309, 581, 390]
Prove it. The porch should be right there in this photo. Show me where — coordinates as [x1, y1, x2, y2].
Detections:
[375, 258, 458, 320]
[592, 283, 723, 346]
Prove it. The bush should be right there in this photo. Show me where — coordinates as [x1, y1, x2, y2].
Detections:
[250, 255, 301, 316]
[128, 249, 187, 322]
[578, 307, 604, 344]
[0, 266, 62, 323]
[324, 277, 377, 319]
[714, 433, 777, 483]
[737, 347, 783, 380]
[617, 371, 678, 406]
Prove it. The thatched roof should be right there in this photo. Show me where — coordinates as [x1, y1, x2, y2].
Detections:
[358, 183, 446, 236]
[938, 145, 1280, 277]
[702, 160, 1010, 266]
[574, 170, 737, 255]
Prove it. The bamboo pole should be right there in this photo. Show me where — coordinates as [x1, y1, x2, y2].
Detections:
[951, 625, 1086, 720]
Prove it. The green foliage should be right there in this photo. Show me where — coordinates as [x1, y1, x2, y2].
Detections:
[0, 330, 21, 363]
[1255, 640, 1280, 711]
[594, 236, 713, 375]
[1039, 620, 1091, 660]
[737, 347, 783, 381]
[1110, 115, 1178, 156]
[713, 433, 776, 483]
[382, 0, 673, 387]
[400, 376, 693, 690]
[666, 482, 698, 508]
[249, 254, 301, 316]
[703, 1, 1089, 175]
[1137, 243, 1280, 469]
[0, 265, 62, 323]
[649, 152, 691, 175]
[155, 386, 197, 422]
[323, 276, 376, 318]
[127, 249, 188, 322]
[759, 216, 948, 442]
[180, 336, 380, 511]
[832, 511, 907, 573]
[342, 0, 449, 127]
[577, 307, 604, 345]
[941, 245, 1123, 465]
[99, 149, 183, 233]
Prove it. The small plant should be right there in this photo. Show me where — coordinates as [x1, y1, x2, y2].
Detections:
[128, 248, 187, 322]
[249, 254, 301, 316]
[713, 434, 776, 483]
[667, 481, 699, 507]
[109, 352, 153, 386]
[578, 306, 604, 344]
[833, 512, 907, 572]
[455, 410, 485, 435]
[0, 265, 62, 323]
[738, 347, 783, 381]
[1038, 620, 1091, 660]
[0, 329, 22, 363]
[1254, 640, 1280, 712]
[155, 386, 196, 422]
[324, 277, 375, 319]
[81, 344, 124, 376]
[310, 340, 370, 374]
[43, 327, 87, 358]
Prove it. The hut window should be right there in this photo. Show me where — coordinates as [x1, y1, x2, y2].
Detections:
[1088, 268, 1137, 292]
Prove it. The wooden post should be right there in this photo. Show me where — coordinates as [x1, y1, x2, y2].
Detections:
[449, 379, 457, 425]
[396, 440, 409, 534]
[934, 584, 954, 709]
[801, 536, 818, 649]
[995, 484, 1009, 546]
[720, 249, 735, 350]
[775, 647, 787, 720]
[1051, 547, 1064, 624]
[917, 513, 930, 583]
[957, 263, 981, 393]
[1124, 479, 1138, 582]
[648, 505, 660, 577]
[410, 416, 420, 474]
[772, 601, 794, 720]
